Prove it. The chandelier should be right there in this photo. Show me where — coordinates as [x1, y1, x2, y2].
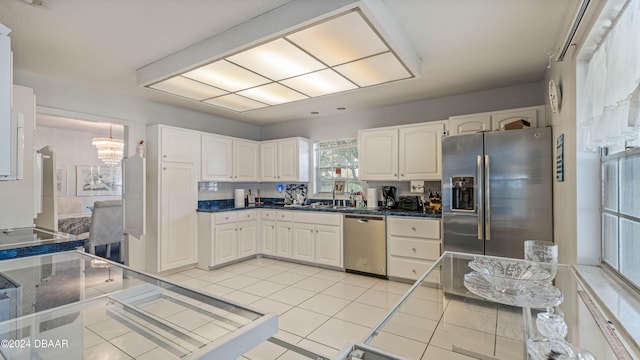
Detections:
[92, 124, 124, 166]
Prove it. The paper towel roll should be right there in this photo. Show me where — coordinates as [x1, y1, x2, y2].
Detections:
[367, 188, 378, 208]
[234, 189, 245, 208]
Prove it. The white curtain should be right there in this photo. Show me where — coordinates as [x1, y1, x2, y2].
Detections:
[580, 0, 640, 150]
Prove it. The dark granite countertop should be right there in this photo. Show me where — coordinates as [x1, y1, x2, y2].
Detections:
[197, 203, 441, 219]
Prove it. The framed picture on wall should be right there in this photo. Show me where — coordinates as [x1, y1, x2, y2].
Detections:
[56, 165, 67, 196]
[76, 165, 122, 196]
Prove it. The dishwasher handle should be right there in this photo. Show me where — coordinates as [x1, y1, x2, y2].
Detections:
[344, 214, 385, 221]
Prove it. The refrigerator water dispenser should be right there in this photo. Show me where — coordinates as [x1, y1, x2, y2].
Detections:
[451, 176, 475, 211]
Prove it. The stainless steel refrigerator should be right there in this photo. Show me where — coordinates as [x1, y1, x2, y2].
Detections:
[442, 127, 553, 258]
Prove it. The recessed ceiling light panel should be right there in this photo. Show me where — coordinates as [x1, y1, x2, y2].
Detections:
[204, 94, 268, 112]
[334, 52, 411, 87]
[287, 11, 388, 66]
[227, 39, 326, 81]
[237, 83, 308, 105]
[150, 76, 227, 100]
[280, 69, 357, 97]
[183, 60, 270, 92]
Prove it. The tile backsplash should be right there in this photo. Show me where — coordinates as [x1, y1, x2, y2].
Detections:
[284, 183, 307, 204]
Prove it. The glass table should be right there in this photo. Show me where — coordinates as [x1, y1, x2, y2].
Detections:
[0, 251, 278, 359]
[340, 252, 633, 360]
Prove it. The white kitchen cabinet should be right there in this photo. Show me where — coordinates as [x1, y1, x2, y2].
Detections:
[292, 223, 315, 263]
[276, 223, 293, 258]
[197, 210, 257, 269]
[399, 122, 444, 180]
[260, 138, 310, 182]
[260, 219, 277, 256]
[201, 134, 258, 182]
[448, 105, 545, 136]
[233, 139, 259, 182]
[201, 134, 232, 181]
[292, 212, 342, 267]
[448, 115, 491, 135]
[387, 216, 441, 281]
[147, 125, 198, 273]
[214, 222, 237, 265]
[314, 225, 342, 267]
[237, 212, 258, 258]
[359, 122, 444, 181]
[161, 126, 199, 163]
[358, 128, 398, 181]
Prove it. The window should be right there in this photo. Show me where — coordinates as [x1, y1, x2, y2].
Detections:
[314, 139, 361, 194]
[601, 148, 640, 289]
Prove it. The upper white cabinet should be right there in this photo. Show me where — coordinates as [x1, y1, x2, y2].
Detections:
[260, 138, 310, 182]
[358, 128, 398, 181]
[359, 121, 445, 181]
[201, 134, 259, 182]
[201, 134, 232, 181]
[448, 105, 545, 136]
[161, 126, 200, 163]
[233, 139, 259, 182]
[146, 125, 199, 273]
[399, 123, 444, 180]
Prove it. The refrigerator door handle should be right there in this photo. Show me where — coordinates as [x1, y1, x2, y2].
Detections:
[485, 154, 491, 240]
[477, 155, 483, 241]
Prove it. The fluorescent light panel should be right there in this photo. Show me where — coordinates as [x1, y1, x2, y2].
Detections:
[146, 9, 415, 112]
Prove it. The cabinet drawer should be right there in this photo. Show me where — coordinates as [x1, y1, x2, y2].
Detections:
[388, 217, 440, 239]
[237, 210, 257, 222]
[214, 212, 238, 224]
[388, 257, 438, 281]
[277, 211, 293, 221]
[261, 210, 276, 220]
[293, 212, 341, 226]
[389, 238, 441, 261]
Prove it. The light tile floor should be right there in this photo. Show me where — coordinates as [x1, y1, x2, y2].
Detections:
[159, 257, 527, 360]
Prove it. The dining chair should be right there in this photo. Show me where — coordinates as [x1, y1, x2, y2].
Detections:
[87, 200, 123, 261]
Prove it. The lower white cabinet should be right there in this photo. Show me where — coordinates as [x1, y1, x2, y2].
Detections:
[198, 210, 257, 269]
[292, 212, 342, 268]
[260, 219, 277, 256]
[292, 224, 315, 263]
[387, 216, 442, 281]
[276, 222, 294, 258]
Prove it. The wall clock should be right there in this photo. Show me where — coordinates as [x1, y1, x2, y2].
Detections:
[548, 79, 561, 113]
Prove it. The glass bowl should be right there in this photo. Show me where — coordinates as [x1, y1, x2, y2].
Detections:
[468, 258, 551, 294]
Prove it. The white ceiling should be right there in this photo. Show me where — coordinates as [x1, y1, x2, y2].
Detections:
[0, 0, 580, 126]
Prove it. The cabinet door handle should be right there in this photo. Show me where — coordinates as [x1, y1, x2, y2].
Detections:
[394, 174, 397, 177]
[163, 167, 166, 170]
[411, 227, 416, 231]
[412, 269, 417, 274]
[163, 155, 167, 158]
[401, 174, 404, 177]
[412, 247, 417, 252]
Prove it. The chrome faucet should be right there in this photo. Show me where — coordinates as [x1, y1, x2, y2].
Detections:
[332, 184, 336, 207]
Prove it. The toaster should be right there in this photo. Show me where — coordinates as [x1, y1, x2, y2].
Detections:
[398, 196, 421, 211]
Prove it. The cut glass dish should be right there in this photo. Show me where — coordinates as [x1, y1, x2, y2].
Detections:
[463, 271, 564, 308]
[468, 258, 551, 294]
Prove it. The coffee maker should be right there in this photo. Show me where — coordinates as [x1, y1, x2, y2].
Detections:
[381, 186, 397, 209]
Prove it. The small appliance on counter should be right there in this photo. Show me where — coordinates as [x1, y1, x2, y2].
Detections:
[381, 186, 397, 209]
[398, 196, 422, 212]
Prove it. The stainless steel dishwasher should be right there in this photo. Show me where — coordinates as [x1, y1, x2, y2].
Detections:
[343, 214, 386, 277]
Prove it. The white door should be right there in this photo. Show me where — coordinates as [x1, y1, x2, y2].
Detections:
[399, 122, 444, 180]
[292, 224, 315, 262]
[237, 220, 257, 258]
[160, 162, 197, 271]
[276, 223, 293, 258]
[260, 141, 278, 181]
[314, 225, 342, 267]
[448, 115, 491, 135]
[214, 223, 237, 265]
[278, 139, 298, 181]
[261, 220, 276, 256]
[358, 128, 398, 180]
[161, 127, 198, 163]
[201, 134, 233, 181]
[233, 139, 259, 182]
